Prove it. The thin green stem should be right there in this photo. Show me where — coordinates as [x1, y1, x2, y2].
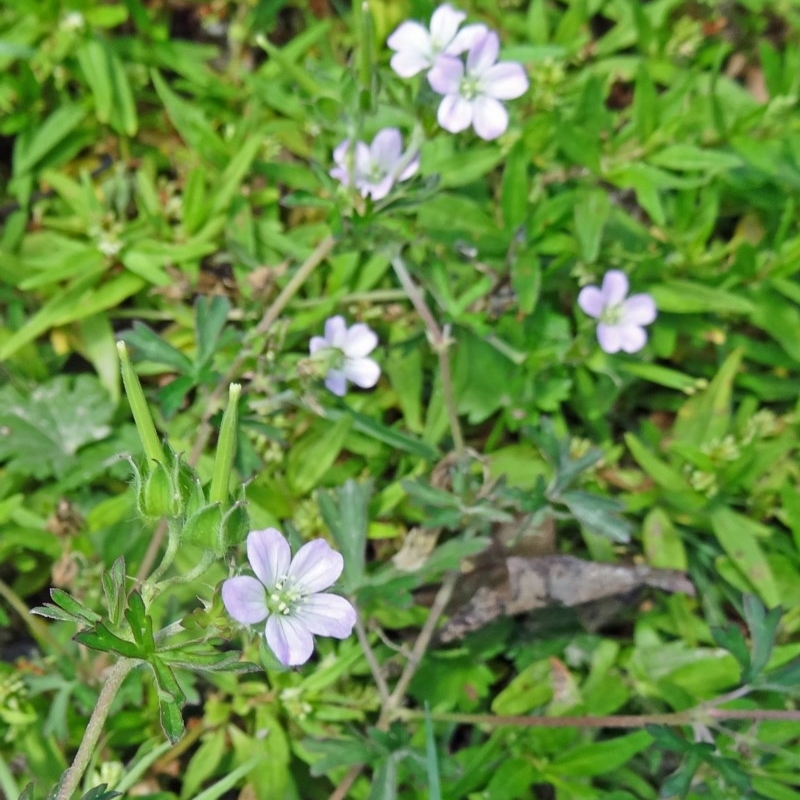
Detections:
[394, 706, 800, 729]
[390, 254, 465, 456]
[55, 658, 138, 800]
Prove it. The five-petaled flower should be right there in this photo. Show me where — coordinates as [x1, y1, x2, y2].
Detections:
[222, 528, 357, 667]
[578, 270, 657, 354]
[427, 30, 528, 140]
[309, 315, 381, 397]
[387, 3, 487, 78]
[330, 128, 419, 201]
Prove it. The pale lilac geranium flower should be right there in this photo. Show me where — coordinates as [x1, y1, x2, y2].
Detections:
[310, 315, 381, 396]
[330, 128, 418, 201]
[578, 270, 657, 354]
[222, 528, 357, 667]
[427, 30, 528, 140]
[387, 3, 487, 78]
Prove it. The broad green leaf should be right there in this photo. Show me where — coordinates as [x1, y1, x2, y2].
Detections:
[0, 374, 114, 479]
[317, 479, 370, 591]
[650, 281, 755, 314]
[286, 415, 351, 495]
[648, 144, 742, 173]
[195, 294, 231, 368]
[123, 322, 194, 374]
[710, 507, 780, 608]
[550, 730, 652, 776]
[672, 349, 741, 447]
[13, 105, 87, 177]
[208, 135, 261, 216]
[573, 188, 610, 263]
[492, 659, 552, 714]
[501, 140, 530, 230]
[643, 507, 687, 570]
[426, 147, 505, 188]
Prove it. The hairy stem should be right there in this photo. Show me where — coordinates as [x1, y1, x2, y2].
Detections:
[390, 254, 464, 456]
[55, 658, 138, 800]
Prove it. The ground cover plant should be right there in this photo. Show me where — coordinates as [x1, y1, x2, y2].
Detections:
[1, 0, 800, 797]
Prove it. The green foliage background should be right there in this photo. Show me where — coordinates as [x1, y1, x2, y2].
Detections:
[1, 0, 800, 798]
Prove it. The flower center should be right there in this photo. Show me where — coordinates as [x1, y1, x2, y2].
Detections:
[266, 575, 306, 616]
[459, 74, 481, 100]
[600, 302, 625, 326]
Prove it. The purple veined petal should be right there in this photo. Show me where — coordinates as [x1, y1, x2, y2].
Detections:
[596, 323, 623, 354]
[618, 324, 648, 353]
[221, 576, 268, 624]
[266, 613, 314, 666]
[447, 23, 489, 55]
[343, 357, 381, 389]
[288, 539, 344, 593]
[361, 174, 395, 201]
[577, 285, 605, 318]
[323, 315, 348, 348]
[296, 593, 357, 638]
[324, 369, 348, 396]
[309, 335, 328, 355]
[427, 55, 463, 95]
[370, 128, 403, 171]
[467, 30, 499, 75]
[398, 152, 420, 181]
[247, 528, 291, 588]
[600, 270, 629, 305]
[437, 93, 473, 133]
[429, 3, 467, 49]
[623, 293, 657, 325]
[471, 95, 509, 140]
[481, 62, 529, 100]
[342, 323, 378, 358]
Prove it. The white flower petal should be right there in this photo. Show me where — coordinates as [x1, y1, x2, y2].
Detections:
[623, 293, 657, 325]
[329, 165, 350, 187]
[618, 324, 647, 353]
[247, 528, 291, 588]
[221, 576, 268, 625]
[481, 62, 529, 100]
[343, 323, 378, 358]
[447, 23, 489, 55]
[332, 139, 351, 167]
[266, 614, 314, 666]
[370, 128, 403, 171]
[361, 174, 394, 200]
[578, 285, 605, 318]
[390, 49, 433, 78]
[597, 323, 623, 353]
[353, 142, 372, 182]
[297, 593, 357, 638]
[472, 95, 508, 140]
[398, 152, 420, 180]
[324, 369, 348, 396]
[323, 315, 348, 348]
[437, 93, 473, 133]
[467, 30, 499, 75]
[344, 357, 381, 389]
[289, 539, 344, 594]
[601, 270, 629, 305]
[387, 20, 431, 59]
[429, 4, 466, 48]
[309, 335, 328, 355]
[427, 55, 463, 95]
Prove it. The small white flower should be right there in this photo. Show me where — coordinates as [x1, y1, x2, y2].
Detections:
[329, 128, 419, 201]
[427, 30, 529, 140]
[387, 3, 487, 78]
[309, 315, 381, 397]
[578, 270, 657, 354]
[222, 528, 357, 667]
